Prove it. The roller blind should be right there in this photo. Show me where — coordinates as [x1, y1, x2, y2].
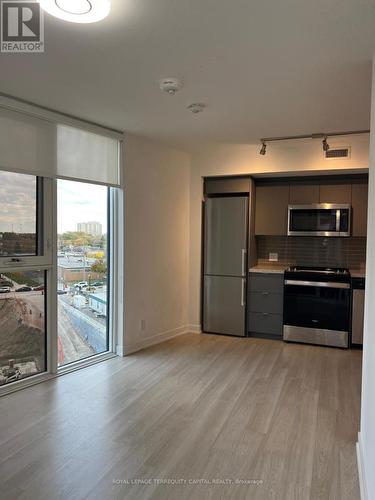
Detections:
[57, 124, 120, 186]
[0, 107, 55, 177]
[0, 100, 122, 186]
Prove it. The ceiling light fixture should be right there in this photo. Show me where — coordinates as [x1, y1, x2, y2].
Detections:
[259, 141, 267, 155]
[40, 0, 111, 23]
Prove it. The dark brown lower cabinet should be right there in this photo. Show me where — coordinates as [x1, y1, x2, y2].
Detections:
[248, 272, 284, 338]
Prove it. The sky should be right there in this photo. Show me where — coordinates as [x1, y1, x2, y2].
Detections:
[0, 172, 107, 234]
[57, 179, 108, 234]
[0, 171, 36, 233]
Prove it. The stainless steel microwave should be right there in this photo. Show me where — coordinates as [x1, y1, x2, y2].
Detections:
[287, 204, 351, 237]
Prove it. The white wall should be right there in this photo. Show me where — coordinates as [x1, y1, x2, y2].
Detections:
[123, 134, 190, 353]
[188, 135, 369, 328]
[359, 60, 375, 500]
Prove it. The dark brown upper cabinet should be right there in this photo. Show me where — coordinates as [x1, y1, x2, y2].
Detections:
[352, 183, 368, 237]
[319, 184, 352, 204]
[204, 177, 250, 195]
[289, 184, 320, 204]
[255, 185, 290, 235]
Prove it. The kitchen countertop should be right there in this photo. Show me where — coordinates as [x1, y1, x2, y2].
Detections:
[249, 264, 366, 278]
[350, 269, 366, 278]
[249, 264, 287, 274]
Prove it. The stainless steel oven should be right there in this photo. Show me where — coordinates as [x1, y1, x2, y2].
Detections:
[283, 267, 351, 348]
[287, 204, 351, 237]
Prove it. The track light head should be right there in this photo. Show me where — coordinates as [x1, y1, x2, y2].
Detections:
[322, 136, 330, 152]
[260, 142, 267, 155]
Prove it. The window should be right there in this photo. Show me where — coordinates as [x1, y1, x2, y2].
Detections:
[0, 171, 38, 257]
[0, 100, 122, 394]
[0, 171, 115, 389]
[57, 180, 109, 366]
[0, 170, 50, 388]
[0, 271, 46, 386]
[0, 172, 114, 388]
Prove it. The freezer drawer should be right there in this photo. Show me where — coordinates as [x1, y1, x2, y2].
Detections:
[204, 197, 248, 277]
[203, 275, 246, 336]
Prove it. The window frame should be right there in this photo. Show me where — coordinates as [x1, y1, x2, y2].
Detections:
[0, 267, 49, 386]
[55, 180, 119, 374]
[56, 179, 112, 369]
[0, 176, 53, 269]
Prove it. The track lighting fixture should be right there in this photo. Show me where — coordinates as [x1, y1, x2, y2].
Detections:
[257, 130, 369, 155]
[259, 142, 267, 155]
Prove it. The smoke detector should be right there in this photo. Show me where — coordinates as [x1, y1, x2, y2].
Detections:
[187, 103, 205, 114]
[159, 78, 184, 95]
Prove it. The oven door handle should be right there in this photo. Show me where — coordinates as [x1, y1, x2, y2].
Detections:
[284, 280, 350, 289]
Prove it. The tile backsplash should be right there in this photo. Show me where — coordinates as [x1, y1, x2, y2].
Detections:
[257, 236, 367, 270]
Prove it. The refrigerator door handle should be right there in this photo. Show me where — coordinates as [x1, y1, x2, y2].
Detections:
[241, 249, 247, 276]
[241, 278, 246, 307]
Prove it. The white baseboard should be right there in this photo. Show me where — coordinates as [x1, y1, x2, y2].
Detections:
[188, 324, 202, 333]
[357, 432, 369, 500]
[116, 344, 124, 357]
[124, 325, 191, 355]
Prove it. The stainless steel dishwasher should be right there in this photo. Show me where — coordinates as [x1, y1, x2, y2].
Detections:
[351, 277, 365, 346]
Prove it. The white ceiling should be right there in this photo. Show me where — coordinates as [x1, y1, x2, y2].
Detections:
[1, 0, 375, 150]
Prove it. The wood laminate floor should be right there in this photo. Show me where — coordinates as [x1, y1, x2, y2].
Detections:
[0, 333, 362, 500]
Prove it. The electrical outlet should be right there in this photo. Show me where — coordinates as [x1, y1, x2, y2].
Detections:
[269, 253, 279, 262]
[140, 319, 146, 331]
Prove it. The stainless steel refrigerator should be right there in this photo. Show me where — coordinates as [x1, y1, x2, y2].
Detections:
[203, 196, 248, 336]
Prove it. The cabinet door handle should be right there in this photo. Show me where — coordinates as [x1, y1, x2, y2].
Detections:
[262, 291, 269, 296]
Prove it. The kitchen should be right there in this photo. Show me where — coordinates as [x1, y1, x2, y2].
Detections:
[202, 171, 368, 349]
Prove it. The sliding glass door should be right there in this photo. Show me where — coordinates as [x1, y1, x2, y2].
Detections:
[57, 179, 110, 366]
